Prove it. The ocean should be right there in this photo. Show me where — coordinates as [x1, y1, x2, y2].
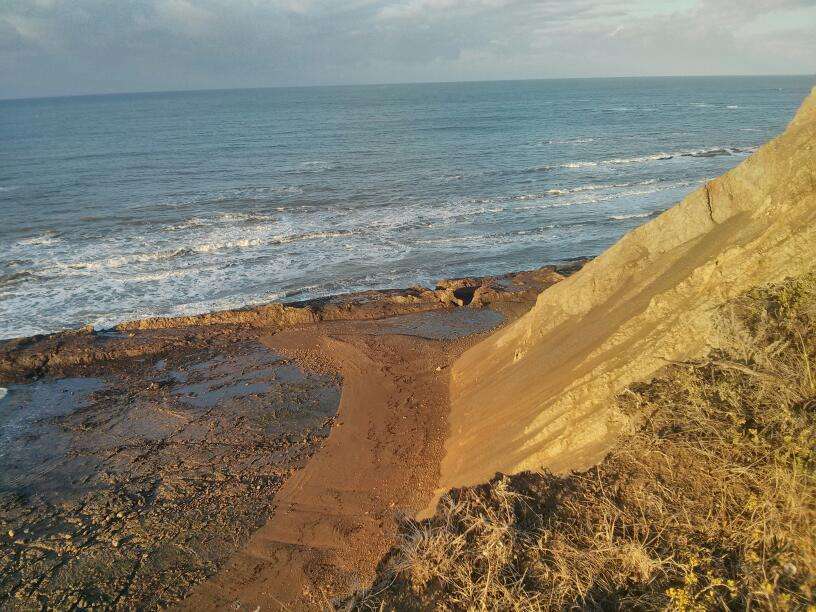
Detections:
[1, 75, 813, 340]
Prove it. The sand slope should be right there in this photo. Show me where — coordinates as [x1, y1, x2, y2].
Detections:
[431, 86, 816, 511]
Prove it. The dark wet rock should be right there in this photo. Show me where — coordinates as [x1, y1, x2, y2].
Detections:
[0, 341, 340, 610]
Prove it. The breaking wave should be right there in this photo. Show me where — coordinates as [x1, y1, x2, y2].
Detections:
[58, 231, 355, 273]
[559, 146, 757, 169]
[609, 211, 658, 221]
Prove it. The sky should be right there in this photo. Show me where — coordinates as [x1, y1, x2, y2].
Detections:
[1, 0, 815, 99]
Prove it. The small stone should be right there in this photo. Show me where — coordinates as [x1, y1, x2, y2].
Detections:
[112, 538, 120, 548]
[7, 529, 14, 538]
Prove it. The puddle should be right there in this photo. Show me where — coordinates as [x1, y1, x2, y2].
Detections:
[0, 377, 105, 497]
[171, 350, 339, 418]
[375, 308, 505, 340]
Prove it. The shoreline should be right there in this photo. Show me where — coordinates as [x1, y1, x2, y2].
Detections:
[2, 258, 591, 342]
[0, 260, 584, 609]
[0, 260, 587, 383]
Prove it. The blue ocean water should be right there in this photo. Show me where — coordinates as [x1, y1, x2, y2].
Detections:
[0, 75, 813, 339]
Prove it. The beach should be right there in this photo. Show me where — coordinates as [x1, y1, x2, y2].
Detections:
[2, 79, 815, 610]
[0, 263, 578, 609]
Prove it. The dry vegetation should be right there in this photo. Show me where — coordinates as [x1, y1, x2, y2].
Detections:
[345, 274, 816, 611]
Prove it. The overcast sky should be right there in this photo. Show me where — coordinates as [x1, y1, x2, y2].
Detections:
[1, 0, 815, 99]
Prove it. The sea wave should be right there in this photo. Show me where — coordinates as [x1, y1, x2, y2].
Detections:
[269, 230, 353, 245]
[559, 146, 756, 169]
[16, 231, 61, 247]
[55, 229, 357, 274]
[509, 185, 681, 213]
[508, 179, 661, 202]
[562, 161, 598, 169]
[147, 186, 304, 211]
[541, 137, 596, 145]
[0, 271, 35, 289]
[167, 211, 279, 232]
[608, 212, 656, 221]
[292, 161, 337, 173]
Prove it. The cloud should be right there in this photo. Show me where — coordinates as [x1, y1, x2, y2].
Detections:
[0, 0, 813, 98]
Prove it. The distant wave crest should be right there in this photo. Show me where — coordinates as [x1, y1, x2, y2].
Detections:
[559, 146, 756, 169]
[609, 212, 657, 221]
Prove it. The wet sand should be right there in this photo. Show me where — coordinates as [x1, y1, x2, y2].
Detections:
[0, 263, 583, 609]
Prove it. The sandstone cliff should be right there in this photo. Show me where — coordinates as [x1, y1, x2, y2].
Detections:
[429, 86, 816, 511]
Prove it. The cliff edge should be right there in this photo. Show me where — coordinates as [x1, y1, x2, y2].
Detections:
[429, 86, 816, 511]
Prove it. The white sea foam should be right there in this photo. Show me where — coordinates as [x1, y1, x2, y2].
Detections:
[127, 269, 191, 283]
[609, 212, 653, 220]
[542, 137, 596, 145]
[605, 153, 674, 164]
[270, 230, 352, 245]
[17, 231, 61, 247]
[510, 185, 677, 212]
[562, 161, 598, 168]
[61, 237, 267, 272]
[509, 180, 661, 202]
[296, 161, 336, 173]
[558, 146, 754, 170]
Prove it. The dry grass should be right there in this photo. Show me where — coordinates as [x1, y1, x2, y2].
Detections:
[343, 274, 816, 611]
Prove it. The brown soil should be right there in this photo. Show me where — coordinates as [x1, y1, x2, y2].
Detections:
[182, 323, 471, 610]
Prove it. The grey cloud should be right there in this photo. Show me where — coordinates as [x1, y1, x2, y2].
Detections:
[0, 0, 813, 98]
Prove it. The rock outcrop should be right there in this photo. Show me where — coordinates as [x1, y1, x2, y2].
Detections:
[429, 86, 816, 513]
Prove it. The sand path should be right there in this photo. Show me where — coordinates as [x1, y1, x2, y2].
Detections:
[181, 322, 474, 610]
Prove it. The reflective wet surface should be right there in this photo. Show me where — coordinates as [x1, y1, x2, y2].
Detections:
[0, 342, 339, 609]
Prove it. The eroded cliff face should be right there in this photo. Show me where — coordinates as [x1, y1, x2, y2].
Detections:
[430, 87, 816, 512]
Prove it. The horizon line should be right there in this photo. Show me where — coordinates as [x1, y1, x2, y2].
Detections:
[2, 72, 814, 103]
